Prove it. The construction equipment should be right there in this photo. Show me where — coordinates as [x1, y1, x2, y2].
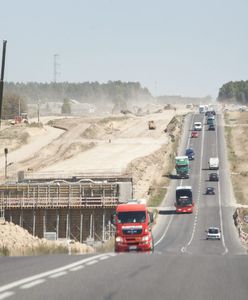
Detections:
[148, 120, 156, 130]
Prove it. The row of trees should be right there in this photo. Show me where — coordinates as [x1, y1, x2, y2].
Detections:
[218, 81, 248, 104]
[4, 81, 152, 104]
[2, 93, 27, 119]
[1, 81, 153, 119]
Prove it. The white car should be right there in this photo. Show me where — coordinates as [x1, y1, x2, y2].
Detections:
[206, 227, 221, 240]
[194, 122, 202, 131]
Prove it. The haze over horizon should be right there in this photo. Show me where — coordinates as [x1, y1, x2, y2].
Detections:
[1, 0, 247, 99]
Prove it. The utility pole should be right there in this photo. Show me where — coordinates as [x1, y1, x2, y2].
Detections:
[0, 40, 7, 128]
[37, 99, 40, 123]
[4, 148, 8, 179]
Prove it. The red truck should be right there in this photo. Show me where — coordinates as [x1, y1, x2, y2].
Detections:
[114, 202, 154, 252]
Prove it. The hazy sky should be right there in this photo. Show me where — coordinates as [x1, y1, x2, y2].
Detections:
[1, 0, 247, 98]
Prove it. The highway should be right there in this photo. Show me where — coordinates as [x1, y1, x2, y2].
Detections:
[0, 111, 247, 300]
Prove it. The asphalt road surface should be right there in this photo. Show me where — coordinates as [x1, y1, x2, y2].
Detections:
[0, 111, 247, 300]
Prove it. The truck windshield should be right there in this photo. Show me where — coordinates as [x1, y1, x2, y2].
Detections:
[176, 197, 192, 206]
[117, 211, 146, 224]
[176, 164, 187, 168]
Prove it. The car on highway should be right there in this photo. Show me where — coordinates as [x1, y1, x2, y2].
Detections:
[209, 173, 219, 181]
[208, 124, 215, 131]
[185, 148, 195, 160]
[193, 122, 202, 131]
[191, 131, 198, 138]
[206, 187, 215, 195]
[206, 227, 221, 240]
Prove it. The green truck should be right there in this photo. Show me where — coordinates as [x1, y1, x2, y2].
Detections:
[175, 156, 190, 179]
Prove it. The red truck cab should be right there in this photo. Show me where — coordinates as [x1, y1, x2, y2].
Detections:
[114, 202, 154, 252]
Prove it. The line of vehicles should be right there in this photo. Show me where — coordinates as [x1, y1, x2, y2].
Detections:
[113, 106, 221, 252]
[174, 107, 222, 240]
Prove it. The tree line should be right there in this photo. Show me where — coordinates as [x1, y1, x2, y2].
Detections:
[4, 81, 152, 104]
[218, 80, 248, 104]
[1, 81, 153, 119]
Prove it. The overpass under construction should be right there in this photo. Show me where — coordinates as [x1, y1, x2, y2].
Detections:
[0, 172, 133, 244]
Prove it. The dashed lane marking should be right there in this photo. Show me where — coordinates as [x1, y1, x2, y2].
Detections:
[49, 271, 67, 279]
[155, 113, 197, 246]
[0, 292, 15, 300]
[20, 279, 45, 289]
[0, 253, 114, 294]
[99, 256, 109, 261]
[182, 114, 205, 252]
[70, 265, 85, 272]
[86, 260, 98, 266]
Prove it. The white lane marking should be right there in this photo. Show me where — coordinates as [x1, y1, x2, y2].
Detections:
[108, 253, 117, 257]
[154, 215, 174, 247]
[156, 113, 196, 245]
[20, 279, 45, 289]
[49, 271, 67, 278]
[216, 115, 228, 255]
[183, 114, 205, 251]
[86, 260, 97, 266]
[70, 265, 85, 272]
[181, 113, 196, 187]
[99, 256, 109, 261]
[0, 253, 113, 293]
[0, 292, 15, 299]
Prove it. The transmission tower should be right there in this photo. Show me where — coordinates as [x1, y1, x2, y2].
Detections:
[53, 54, 60, 82]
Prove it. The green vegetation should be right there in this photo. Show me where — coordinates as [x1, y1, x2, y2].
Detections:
[4, 81, 152, 106]
[96, 238, 115, 253]
[0, 246, 10, 256]
[2, 93, 27, 119]
[61, 98, 71, 114]
[218, 80, 248, 104]
[147, 117, 181, 207]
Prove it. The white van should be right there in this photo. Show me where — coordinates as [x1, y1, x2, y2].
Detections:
[209, 157, 219, 170]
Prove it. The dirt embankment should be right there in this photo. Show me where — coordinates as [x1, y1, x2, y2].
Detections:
[0, 219, 93, 256]
[224, 111, 248, 205]
[224, 111, 248, 241]
[127, 115, 182, 201]
[0, 107, 188, 255]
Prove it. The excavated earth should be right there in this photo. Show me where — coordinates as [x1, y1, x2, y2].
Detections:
[0, 105, 190, 255]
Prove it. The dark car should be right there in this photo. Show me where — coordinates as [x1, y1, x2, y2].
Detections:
[206, 187, 215, 195]
[185, 148, 195, 160]
[209, 173, 219, 181]
[208, 124, 215, 131]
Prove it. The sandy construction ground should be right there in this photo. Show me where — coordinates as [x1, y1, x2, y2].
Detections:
[0, 106, 189, 179]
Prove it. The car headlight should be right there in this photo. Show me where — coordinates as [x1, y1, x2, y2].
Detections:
[142, 235, 149, 242]
[115, 236, 123, 243]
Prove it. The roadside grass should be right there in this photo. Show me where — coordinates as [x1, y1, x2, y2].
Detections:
[0, 246, 10, 256]
[147, 117, 181, 208]
[224, 114, 248, 205]
[98, 116, 129, 124]
[95, 238, 115, 253]
[232, 175, 247, 205]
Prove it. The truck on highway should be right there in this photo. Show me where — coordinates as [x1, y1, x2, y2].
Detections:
[208, 157, 219, 170]
[114, 201, 154, 252]
[199, 105, 208, 114]
[207, 115, 215, 126]
[175, 186, 194, 213]
[175, 156, 189, 179]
